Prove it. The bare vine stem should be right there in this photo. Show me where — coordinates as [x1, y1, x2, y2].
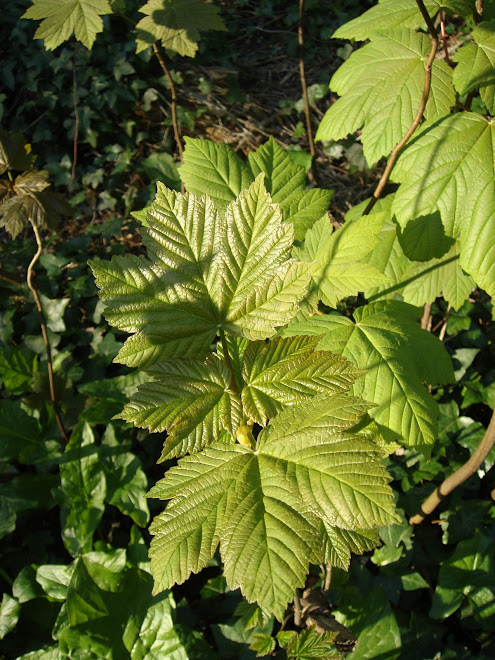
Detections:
[298, 0, 318, 184]
[27, 221, 70, 443]
[420, 302, 432, 330]
[363, 0, 438, 215]
[68, 53, 79, 191]
[410, 409, 495, 524]
[152, 43, 185, 192]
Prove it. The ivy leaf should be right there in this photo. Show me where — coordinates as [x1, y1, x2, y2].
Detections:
[0, 344, 37, 394]
[332, 0, 440, 40]
[90, 177, 313, 368]
[59, 422, 107, 557]
[316, 30, 455, 165]
[0, 594, 20, 640]
[101, 424, 150, 526]
[135, 0, 227, 56]
[22, 0, 113, 51]
[453, 20, 495, 114]
[0, 129, 32, 174]
[297, 213, 389, 307]
[120, 355, 242, 459]
[282, 301, 455, 446]
[392, 114, 495, 296]
[149, 394, 398, 619]
[241, 336, 363, 425]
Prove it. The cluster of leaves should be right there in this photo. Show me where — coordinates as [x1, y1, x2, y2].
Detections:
[1, 0, 495, 658]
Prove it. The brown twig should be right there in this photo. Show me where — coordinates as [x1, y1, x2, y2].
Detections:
[363, 0, 438, 215]
[421, 302, 432, 330]
[410, 409, 495, 524]
[27, 221, 70, 443]
[440, 14, 452, 67]
[68, 54, 79, 191]
[438, 304, 451, 342]
[475, 0, 484, 22]
[298, 0, 318, 184]
[294, 589, 303, 627]
[152, 42, 185, 192]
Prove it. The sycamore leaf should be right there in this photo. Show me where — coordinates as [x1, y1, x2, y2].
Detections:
[453, 20, 495, 114]
[179, 137, 253, 208]
[90, 176, 313, 368]
[333, 0, 473, 41]
[119, 355, 241, 459]
[320, 523, 380, 571]
[149, 394, 398, 619]
[241, 336, 363, 425]
[392, 114, 495, 297]
[332, 0, 440, 40]
[316, 30, 455, 165]
[277, 627, 340, 660]
[135, 0, 227, 56]
[180, 137, 332, 239]
[398, 242, 475, 310]
[282, 301, 455, 447]
[297, 213, 389, 307]
[22, 0, 112, 50]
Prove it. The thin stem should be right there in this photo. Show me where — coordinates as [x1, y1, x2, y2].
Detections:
[68, 53, 79, 191]
[410, 408, 495, 524]
[421, 302, 432, 330]
[363, 0, 438, 215]
[323, 563, 332, 594]
[298, 0, 318, 183]
[219, 329, 239, 395]
[440, 14, 452, 68]
[476, 0, 484, 22]
[294, 589, 303, 627]
[27, 221, 70, 443]
[438, 304, 451, 342]
[152, 42, 185, 192]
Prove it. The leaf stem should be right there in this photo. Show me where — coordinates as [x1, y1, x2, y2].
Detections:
[152, 42, 185, 193]
[67, 52, 79, 191]
[362, 0, 438, 215]
[410, 408, 495, 524]
[27, 221, 69, 443]
[298, 0, 318, 184]
[219, 329, 239, 395]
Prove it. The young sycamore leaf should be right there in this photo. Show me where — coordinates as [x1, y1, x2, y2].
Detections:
[297, 213, 390, 307]
[392, 114, 495, 297]
[332, 0, 440, 41]
[135, 0, 227, 56]
[148, 393, 399, 619]
[316, 30, 455, 165]
[282, 301, 455, 447]
[453, 20, 495, 115]
[277, 626, 340, 660]
[90, 176, 314, 368]
[241, 336, 364, 425]
[180, 137, 332, 239]
[22, 0, 113, 51]
[119, 355, 242, 460]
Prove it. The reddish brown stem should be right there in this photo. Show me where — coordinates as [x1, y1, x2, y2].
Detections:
[440, 15, 452, 67]
[363, 0, 438, 215]
[410, 409, 495, 524]
[298, 0, 317, 183]
[152, 42, 185, 193]
[68, 54, 79, 191]
[27, 222, 69, 443]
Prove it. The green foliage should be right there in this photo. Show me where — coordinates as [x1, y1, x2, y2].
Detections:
[136, 0, 227, 56]
[2, 0, 495, 657]
[22, 0, 113, 50]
